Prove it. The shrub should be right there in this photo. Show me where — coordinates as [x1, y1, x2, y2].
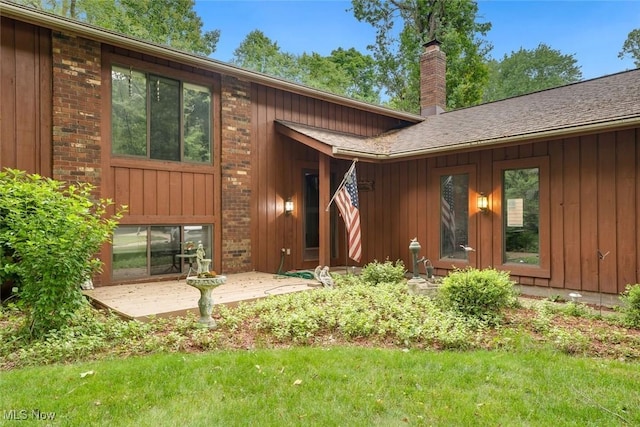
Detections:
[619, 284, 640, 328]
[360, 259, 406, 286]
[438, 267, 517, 324]
[0, 169, 122, 337]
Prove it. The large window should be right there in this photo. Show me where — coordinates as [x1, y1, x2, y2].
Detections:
[440, 174, 469, 260]
[493, 157, 550, 277]
[112, 225, 212, 281]
[503, 168, 539, 265]
[111, 65, 212, 163]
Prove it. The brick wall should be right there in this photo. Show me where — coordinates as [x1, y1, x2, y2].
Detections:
[420, 41, 446, 116]
[220, 76, 252, 273]
[51, 32, 102, 189]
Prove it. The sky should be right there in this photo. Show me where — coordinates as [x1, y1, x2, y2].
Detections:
[193, 0, 640, 81]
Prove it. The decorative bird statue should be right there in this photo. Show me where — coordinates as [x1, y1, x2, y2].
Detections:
[460, 245, 475, 252]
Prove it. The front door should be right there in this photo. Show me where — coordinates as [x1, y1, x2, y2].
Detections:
[299, 168, 338, 269]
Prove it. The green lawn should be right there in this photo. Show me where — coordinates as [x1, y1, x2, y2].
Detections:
[1, 348, 639, 426]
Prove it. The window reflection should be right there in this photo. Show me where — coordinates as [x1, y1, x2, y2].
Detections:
[503, 168, 540, 265]
[440, 174, 469, 260]
[112, 225, 212, 280]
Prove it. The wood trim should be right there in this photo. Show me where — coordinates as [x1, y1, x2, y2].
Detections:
[275, 122, 335, 157]
[319, 153, 331, 266]
[492, 156, 550, 279]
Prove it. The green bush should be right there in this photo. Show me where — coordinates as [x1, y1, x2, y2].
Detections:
[0, 169, 122, 337]
[359, 259, 406, 286]
[619, 284, 640, 328]
[438, 267, 517, 324]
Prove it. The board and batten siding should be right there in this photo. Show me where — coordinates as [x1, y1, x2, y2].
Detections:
[348, 130, 638, 295]
[0, 17, 52, 176]
[249, 83, 414, 274]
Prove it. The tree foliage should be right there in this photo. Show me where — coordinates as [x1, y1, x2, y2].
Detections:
[0, 169, 123, 337]
[483, 43, 582, 102]
[619, 28, 640, 67]
[351, 0, 492, 112]
[232, 31, 380, 103]
[14, 0, 219, 55]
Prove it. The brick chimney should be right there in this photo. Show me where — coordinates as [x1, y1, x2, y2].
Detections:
[420, 39, 446, 116]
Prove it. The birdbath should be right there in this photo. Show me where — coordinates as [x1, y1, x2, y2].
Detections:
[186, 275, 226, 328]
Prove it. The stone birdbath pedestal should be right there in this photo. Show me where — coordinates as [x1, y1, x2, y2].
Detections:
[186, 275, 226, 328]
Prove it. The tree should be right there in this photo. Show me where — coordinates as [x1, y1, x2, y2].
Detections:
[351, 0, 492, 112]
[13, 0, 219, 56]
[232, 31, 380, 103]
[328, 47, 380, 103]
[0, 169, 123, 337]
[231, 30, 301, 81]
[483, 43, 582, 102]
[619, 28, 640, 67]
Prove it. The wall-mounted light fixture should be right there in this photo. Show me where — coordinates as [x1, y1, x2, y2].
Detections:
[285, 198, 294, 216]
[477, 193, 489, 213]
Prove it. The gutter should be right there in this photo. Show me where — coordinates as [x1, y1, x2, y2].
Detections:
[0, 0, 423, 124]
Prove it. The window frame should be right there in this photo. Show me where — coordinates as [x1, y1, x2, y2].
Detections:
[111, 224, 213, 281]
[428, 164, 478, 270]
[108, 55, 215, 165]
[492, 156, 550, 278]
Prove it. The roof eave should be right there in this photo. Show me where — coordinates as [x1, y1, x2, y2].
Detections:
[386, 116, 640, 159]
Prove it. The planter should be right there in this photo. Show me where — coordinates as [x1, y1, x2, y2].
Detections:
[186, 275, 226, 328]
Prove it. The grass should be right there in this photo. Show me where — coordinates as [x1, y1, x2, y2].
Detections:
[2, 270, 640, 425]
[1, 348, 639, 426]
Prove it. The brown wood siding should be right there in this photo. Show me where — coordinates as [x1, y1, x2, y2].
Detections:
[99, 48, 220, 282]
[250, 84, 411, 273]
[0, 17, 52, 176]
[275, 125, 638, 295]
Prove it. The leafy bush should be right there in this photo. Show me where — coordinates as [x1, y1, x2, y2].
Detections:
[619, 284, 640, 328]
[0, 169, 122, 337]
[438, 267, 517, 324]
[331, 272, 364, 288]
[360, 259, 406, 286]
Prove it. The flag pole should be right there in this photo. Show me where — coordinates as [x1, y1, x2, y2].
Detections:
[344, 223, 349, 273]
[325, 158, 358, 211]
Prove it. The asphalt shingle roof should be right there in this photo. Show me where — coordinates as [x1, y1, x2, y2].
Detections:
[277, 69, 640, 159]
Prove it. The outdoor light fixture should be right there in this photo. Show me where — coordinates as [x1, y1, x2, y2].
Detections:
[477, 193, 489, 213]
[285, 198, 294, 215]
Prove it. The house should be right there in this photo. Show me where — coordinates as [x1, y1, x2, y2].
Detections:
[2, 1, 640, 296]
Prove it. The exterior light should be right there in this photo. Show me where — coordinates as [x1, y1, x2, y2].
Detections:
[477, 193, 489, 213]
[285, 198, 294, 215]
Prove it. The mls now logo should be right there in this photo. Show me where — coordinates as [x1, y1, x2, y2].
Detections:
[3, 409, 56, 421]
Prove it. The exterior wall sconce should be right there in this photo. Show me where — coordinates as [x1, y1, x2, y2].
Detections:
[477, 193, 489, 213]
[285, 198, 294, 215]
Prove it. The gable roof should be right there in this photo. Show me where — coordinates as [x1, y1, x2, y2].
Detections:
[278, 68, 640, 160]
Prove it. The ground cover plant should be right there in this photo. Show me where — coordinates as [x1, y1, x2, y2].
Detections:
[1, 264, 640, 424]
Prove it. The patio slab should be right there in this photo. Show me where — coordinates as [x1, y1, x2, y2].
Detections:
[84, 271, 321, 321]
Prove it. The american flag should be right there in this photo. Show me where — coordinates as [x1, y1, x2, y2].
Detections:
[335, 166, 362, 262]
[441, 175, 456, 250]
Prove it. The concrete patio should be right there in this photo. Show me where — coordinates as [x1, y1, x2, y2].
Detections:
[83, 271, 322, 321]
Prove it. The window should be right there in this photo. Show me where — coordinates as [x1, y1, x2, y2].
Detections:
[112, 225, 212, 281]
[493, 157, 550, 277]
[440, 174, 469, 260]
[503, 168, 539, 265]
[111, 65, 211, 163]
